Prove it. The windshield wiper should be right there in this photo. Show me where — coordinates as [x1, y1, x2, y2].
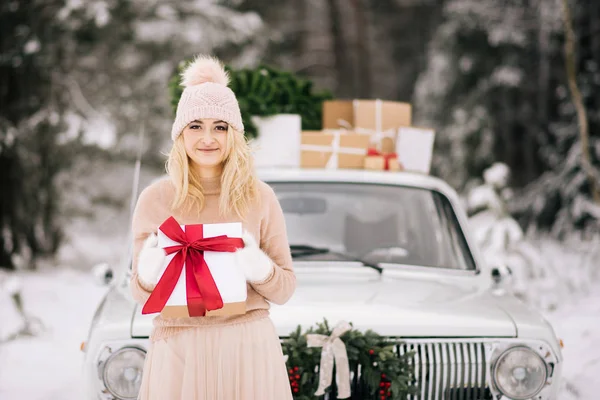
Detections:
[289, 244, 330, 257]
[289, 244, 383, 273]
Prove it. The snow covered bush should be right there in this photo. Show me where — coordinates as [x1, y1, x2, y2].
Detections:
[468, 164, 547, 302]
[468, 163, 600, 310]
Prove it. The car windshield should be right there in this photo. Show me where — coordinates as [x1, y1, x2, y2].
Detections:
[269, 182, 476, 270]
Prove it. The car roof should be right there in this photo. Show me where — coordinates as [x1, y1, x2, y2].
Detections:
[256, 168, 461, 203]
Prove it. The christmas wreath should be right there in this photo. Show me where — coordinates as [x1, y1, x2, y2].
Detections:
[281, 320, 417, 400]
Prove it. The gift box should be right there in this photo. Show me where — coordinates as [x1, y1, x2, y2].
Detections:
[395, 126, 436, 174]
[142, 217, 247, 318]
[250, 114, 301, 168]
[364, 155, 386, 170]
[388, 158, 403, 172]
[363, 148, 404, 172]
[322, 99, 412, 153]
[300, 130, 370, 169]
[322, 101, 354, 130]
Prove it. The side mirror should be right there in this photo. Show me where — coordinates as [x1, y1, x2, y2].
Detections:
[92, 263, 114, 286]
[491, 264, 512, 285]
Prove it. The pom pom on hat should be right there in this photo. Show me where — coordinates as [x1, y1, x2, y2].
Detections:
[181, 55, 230, 88]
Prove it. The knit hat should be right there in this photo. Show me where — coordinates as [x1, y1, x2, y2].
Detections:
[171, 55, 244, 141]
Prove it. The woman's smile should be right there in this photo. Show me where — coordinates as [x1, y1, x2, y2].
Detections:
[197, 148, 219, 154]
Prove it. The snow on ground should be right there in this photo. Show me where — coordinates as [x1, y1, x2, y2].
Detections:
[0, 258, 598, 399]
[546, 285, 600, 400]
[0, 268, 108, 400]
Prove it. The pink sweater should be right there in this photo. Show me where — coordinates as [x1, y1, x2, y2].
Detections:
[130, 175, 296, 342]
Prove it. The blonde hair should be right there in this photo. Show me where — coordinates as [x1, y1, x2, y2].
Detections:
[166, 126, 259, 219]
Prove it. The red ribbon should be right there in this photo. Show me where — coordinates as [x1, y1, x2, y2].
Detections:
[142, 217, 244, 317]
[367, 148, 397, 170]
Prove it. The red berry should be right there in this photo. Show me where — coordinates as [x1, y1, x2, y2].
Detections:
[369, 349, 375, 355]
[380, 389, 385, 395]
[381, 373, 386, 379]
[289, 368, 294, 374]
[293, 366, 299, 372]
[295, 374, 300, 380]
[293, 388, 299, 393]
[386, 382, 391, 387]
[380, 382, 385, 387]
[291, 381, 298, 388]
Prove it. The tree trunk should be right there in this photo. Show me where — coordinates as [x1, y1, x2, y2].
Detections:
[327, 0, 354, 97]
[349, 0, 372, 98]
[537, 2, 551, 164]
[0, 141, 18, 270]
[589, 0, 600, 124]
[561, 0, 600, 203]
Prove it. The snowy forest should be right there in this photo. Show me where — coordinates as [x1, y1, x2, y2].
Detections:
[2, 0, 600, 273]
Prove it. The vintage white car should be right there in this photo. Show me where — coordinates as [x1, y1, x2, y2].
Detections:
[81, 168, 562, 400]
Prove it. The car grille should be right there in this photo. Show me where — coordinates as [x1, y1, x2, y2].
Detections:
[399, 339, 492, 400]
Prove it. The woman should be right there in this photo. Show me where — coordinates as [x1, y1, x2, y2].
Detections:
[130, 55, 296, 400]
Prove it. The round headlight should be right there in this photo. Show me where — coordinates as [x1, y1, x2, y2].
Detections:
[493, 346, 548, 400]
[103, 347, 146, 400]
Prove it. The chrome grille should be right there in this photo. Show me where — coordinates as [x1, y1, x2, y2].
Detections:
[399, 339, 491, 400]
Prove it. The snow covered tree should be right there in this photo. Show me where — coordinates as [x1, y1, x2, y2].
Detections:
[414, 0, 599, 235]
[0, 0, 78, 270]
[510, 0, 600, 236]
[0, 0, 267, 269]
[413, 0, 561, 190]
[59, 0, 267, 162]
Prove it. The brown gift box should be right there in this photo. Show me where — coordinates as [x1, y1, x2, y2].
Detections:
[300, 131, 370, 169]
[363, 155, 404, 172]
[352, 100, 412, 132]
[322, 99, 412, 154]
[388, 158, 403, 172]
[364, 156, 386, 170]
[322, 101, 354, 130]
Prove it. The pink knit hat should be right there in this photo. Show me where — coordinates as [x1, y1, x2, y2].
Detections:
[171, 55, 244, 141]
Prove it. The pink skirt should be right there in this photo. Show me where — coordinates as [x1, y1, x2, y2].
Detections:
[138, 316, 293, 400]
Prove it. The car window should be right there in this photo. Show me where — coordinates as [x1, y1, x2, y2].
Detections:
[269, 182, 476, 270]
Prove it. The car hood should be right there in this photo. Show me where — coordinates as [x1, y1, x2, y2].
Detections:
[131, 265, 517, 338]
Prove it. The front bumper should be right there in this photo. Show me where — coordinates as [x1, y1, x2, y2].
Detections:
[83, 337, 561, 400]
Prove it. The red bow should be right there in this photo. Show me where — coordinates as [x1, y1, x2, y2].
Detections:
[142, 217, 244, 317]
[367, 148, 397, 170]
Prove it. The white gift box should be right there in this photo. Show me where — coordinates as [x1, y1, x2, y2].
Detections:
[155, 221, 247, 318]
[396, 126, 436, 174]
[249, 114, 301, 168]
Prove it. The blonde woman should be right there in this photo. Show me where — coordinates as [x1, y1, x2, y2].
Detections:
[130, 55, 296, 400]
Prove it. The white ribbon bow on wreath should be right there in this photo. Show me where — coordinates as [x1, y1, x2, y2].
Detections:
[306, 321, 352, 399]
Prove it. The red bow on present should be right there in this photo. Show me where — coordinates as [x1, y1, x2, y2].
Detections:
[367, 148, 397, 170]
[142, 217, 244, 317]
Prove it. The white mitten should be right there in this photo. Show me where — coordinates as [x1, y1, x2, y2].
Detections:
[235, 231, 273, 283]
[137, 233, 166, 289]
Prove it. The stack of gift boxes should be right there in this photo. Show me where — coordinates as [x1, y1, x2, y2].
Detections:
[300, 99, 435, 174]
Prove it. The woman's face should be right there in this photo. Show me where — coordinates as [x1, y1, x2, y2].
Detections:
[182, 118, 229, 173]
